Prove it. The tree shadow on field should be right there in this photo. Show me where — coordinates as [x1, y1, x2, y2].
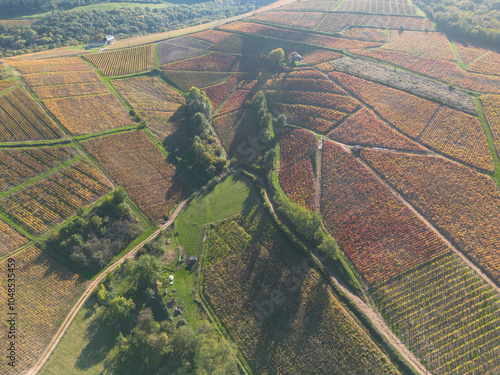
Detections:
[75, 311, 119, 370]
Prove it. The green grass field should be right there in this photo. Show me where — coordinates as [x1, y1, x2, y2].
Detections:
[39, 300, 117, 375]
[175, 174, 259, 256]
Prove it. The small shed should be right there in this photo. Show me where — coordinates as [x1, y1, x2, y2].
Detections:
[104, 35, 116, 45]
[87, 35, 116, 49]
[188, 256, 198, 264]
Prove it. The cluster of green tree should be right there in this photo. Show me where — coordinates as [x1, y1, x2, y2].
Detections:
[95, 255, 239, 375]
[0, 0, 102, 15]
[187, 87, 226, 177]
[0, 0, 274, 57]
[415, 0, 499, 45]
[142, 229, 170, 257]
[246, 91, 284, 173]
[43, 189, 143, 276]
[0, 66, 12, 79]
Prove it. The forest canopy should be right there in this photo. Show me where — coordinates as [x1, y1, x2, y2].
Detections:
[0, 0, 274, 57]
[415, 0, 499, 45]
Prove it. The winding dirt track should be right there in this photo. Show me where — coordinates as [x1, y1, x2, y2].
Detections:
[27, 200, 188, 375]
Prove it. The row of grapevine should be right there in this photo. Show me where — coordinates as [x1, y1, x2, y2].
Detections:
[203, 73, 241, 109]
[353, 49, 500, 94]
[1, 246, 87, 375]
[212, 109, 259, 160]
[382, 30, 457, 61]
[330, 71, 439, 138]
[480, 94, 500, 156]
[0, 87, 64, 142]
[0, 160, 112, 235]
[342, 27, 388, 42]
[373, 252, 500, 374]
[316, 12, 434, 33]
[271, 102, 346, 133]
[454, 41, 488, 64]
[420, 106, 494, 173]
[162, 70, 230, 92]
[44, 93, 136, 135]
[468, 51, 500, 77]
[321, 140, 450, 284]
[249, 11, 325, 29]
[361, 149, 500, 286]
[7, 56, 92, 74]
[82, 130, 189, 223]
[336, 0, 420, 16]
[31, 82, 109, 99]
[262, 77, 347, 95]
[113, 76, 185, 111]
[203, 210, 401, 375]
[328, 106, 425, 151]
[278, 127, 317, 209]
[266, 90, 359, 113]
[0, 145, 79, 192]
[0, 218, 28, 257]
[23, 71, 101, 87]
[216, 90, 253, 115]
[218, 22, 382, 51]
[162, 52, 263, 73]
[83, 44, 155, 76]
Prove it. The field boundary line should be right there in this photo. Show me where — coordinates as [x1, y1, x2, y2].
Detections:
[475, 97, 500, 187]
[416, 104, 442, 142]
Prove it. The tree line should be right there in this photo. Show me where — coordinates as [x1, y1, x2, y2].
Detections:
[415, 0, 499, 46]
[0, 0, 274, 57]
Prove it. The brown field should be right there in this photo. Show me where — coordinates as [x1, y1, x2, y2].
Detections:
[163, 70, 230, 92]
[44, 93, 135, 135]
[82, 130, 190, 222]
[381, 30, 457, 61]
[0, 19, 39, 26]
[7, 57, 93, 74]
[23, 71, 101, 87]
[0, 80, 16, 91]
[3, 47, 90, 61]
[31, 82, 109, 99]
[112, 76, 185, 111]
[141, 110, 191, 153]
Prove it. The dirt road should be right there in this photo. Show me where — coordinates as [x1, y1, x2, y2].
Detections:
[27, 200, 188, 375]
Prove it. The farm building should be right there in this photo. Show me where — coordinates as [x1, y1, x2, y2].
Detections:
[87, 35, 116, 48]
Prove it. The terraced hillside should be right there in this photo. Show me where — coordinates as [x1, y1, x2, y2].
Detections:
[1, 0, 500, 373]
